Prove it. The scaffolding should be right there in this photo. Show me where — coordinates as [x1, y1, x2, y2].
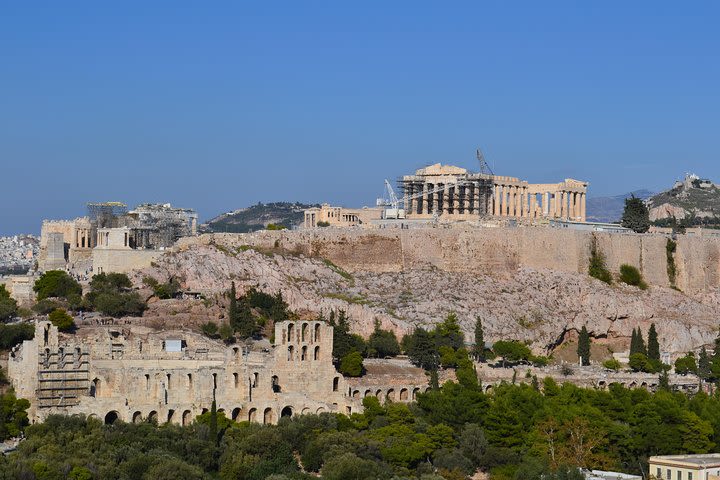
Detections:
[87, 202, 128, 228]
[36, 348, 90, 409]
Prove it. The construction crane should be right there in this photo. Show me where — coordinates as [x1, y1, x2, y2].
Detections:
[377, 179, 472, 220]
[476, 148, 493, 175]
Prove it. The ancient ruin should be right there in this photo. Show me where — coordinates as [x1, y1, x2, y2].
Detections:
[8, 319, 428, 425]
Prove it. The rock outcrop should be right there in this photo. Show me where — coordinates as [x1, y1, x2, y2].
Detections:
[134, 230, 720, 356]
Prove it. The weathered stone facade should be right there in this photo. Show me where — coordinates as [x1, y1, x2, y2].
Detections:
[303, 204, 383, 229]
[8, 320, 428, 425]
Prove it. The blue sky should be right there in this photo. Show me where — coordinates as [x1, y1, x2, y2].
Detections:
[1, 2, 719, 234]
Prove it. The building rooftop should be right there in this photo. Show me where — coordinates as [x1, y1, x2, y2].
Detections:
[651, 454, 720, 468]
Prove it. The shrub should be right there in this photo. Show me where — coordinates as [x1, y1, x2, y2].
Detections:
[33, 271, 82, 301]
[629, 352, 655, 373]
[588, 239, 612, 284]
[48, 308, 75, 332]
[85, 273, 146, 317]
[32, 298, 65, 315]
[619, 264, 648, 290]
[201, 321, 220, 338]
[666, 239, 677, 286]
[0, 323, 34, 349]
[603, 358, 621, 371]
[143, 276, 181, 299]
[0, 285, 18, 322]
[339, 351, 364, 377]
[492, 340, 532, 366]
[675, 353, 697, 375]
[317, 221, 330, 227]
[266, 223, 287, 230]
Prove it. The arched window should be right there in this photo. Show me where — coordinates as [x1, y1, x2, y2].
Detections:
[272, 375, 281, 393]
[301, 323, 308, 342]
[314, 323, 321, 342]
[252, 372, 258, 387]
[287, 323, 295, 343]
[314, 346, 320, 360]
[263, 408, 273, 425]
[332, 377, 339, 392]
[104, 411, 119, 425]
[288, 345, 294, 361]
[233, 372, 239, 388]
[301, 346, 307, 361]
[182, 410, 192, 426]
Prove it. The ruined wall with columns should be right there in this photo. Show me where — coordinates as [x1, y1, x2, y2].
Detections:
[400, 164, 588, 222]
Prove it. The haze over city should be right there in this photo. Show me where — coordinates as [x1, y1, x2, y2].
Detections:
[2, 2, 719, 235]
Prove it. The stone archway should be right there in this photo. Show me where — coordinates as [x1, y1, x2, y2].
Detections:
[399, 388, 409, 401]
[281, 406, 293, 418]
[263, 408, 273, 424]
[231, 407, 241, 421]
[182, 410, 192, 426]
[104, 411, 119, 425]
[248, 408, 257, 422]
[148, 411, 158, 423]
[132, 411, 142, 423]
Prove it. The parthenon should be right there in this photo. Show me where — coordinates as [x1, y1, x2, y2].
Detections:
[400, 163, 588, 221]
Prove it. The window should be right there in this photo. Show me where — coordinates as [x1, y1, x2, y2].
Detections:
[666, 469, 670, 480]
[677, 471, 681, 480]
[333, 377, 339, 392]
[233, 372, 239, 388]
[688, 472, 692, 480]
[187, 373, 193, 389]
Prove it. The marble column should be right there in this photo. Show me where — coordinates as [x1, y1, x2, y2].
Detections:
[494, 185, 501, 216]
[530, 193, 537, 218]
[453, 185, 460, 214]
[422, 183, 429, 215]
[580, 193, 586, 222]
[462, 186, 470, 214]
[442, 186, 450, 215]
[403, 184, 410, 217]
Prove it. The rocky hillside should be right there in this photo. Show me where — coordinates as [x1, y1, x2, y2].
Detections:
[201, 202, 317, 233]
[648, 174, 720, 223]
[586, 190, 653, 223]
[133, 236, 720, 357]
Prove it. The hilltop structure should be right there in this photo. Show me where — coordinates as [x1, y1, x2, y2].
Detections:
[37, 202, 197, 275]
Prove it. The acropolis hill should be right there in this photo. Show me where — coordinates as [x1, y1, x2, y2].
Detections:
[135, 226, 720, 356]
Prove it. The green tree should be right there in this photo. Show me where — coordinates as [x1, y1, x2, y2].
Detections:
[407, 327, 439, 371]
[33, 270, 82, 301]
[647, 323, 660, 361]
[0, 323, 34, 349]
[435, 312, 465, 351]
[85, 272, 145, 317]
[675, 353, 698, 375]
[621, 195, 651, 233]
[698, 346, 711, 380]
[366, 319, 400, 358]
[629, 352, 654, 373]
[227, 282, 255, 338]
[577, 325, 591, 366]
[339, 351, 363, 377]
[0, 390, 30, 441]
[0, 285, 18, 322]
[603, 358, 621, 371]
[493, 340, 532, 366]
[473, 317, 485, 362]
[48, 308, 75, 332]
[630, 328, 647, 356]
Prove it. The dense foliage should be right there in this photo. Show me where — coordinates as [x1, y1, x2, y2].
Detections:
[33, 270, 82, 302]
[621, 195, 651, 233]
[85, 273, 146, 317]
[0, 284, 18, 322]
[587, 239, 612, 285]
[48, 308, 75, 332]
[618, 264, 647, 290]
[4, 379, 720, 479]
[143, 276, 181, 299]
[0, 322, 34, 349]
[0, 391, 29, 442]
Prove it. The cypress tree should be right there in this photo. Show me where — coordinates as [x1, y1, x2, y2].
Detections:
[621, 195, 651, 233]
[630, 328, 639, 355]
[209, 399, 218, 445]
[658, 370, 670, 391]
[473, 317, 485, 362]
[577, 325, 591, 366]
[647, 323, 660, 361]
[698, 346, 711, 381]
[637, 328, 647, 356]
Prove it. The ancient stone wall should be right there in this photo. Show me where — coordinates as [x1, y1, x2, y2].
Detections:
[177, 227, 720, 293]
[92, 248, 162, 275]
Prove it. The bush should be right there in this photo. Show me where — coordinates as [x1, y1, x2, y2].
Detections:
[0, 285, 18, 322]
[629, 352, 655, 373]
[0, 323, 34, 349]
[339, 351, 364, 377]
[675, 353, 698, 375]
[33, 271, 82, 301]
[32, 298, 66, 315]
[143, 276, 181, 299]
[266, 223, 287, 230]
[619, 264, 648, 290]
[85, 273, 146, 317]
[317, 221, 330, 227]
[492, 340, 532, 366]
[603, 358, 622, 371]
[201, 321, 220, 338]
[48, 308, 75, 332]
[588, 239, 613, 285]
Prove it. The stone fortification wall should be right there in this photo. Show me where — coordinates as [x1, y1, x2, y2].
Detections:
[92, 248, 162, 275]
[176, 227, 720, 293]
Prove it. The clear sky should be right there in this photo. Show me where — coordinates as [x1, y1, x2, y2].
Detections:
[2, 2, 719, 234]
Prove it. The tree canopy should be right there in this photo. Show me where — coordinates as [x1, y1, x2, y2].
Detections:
[621, 195, 650, 233]
[33, 270, 82, 301]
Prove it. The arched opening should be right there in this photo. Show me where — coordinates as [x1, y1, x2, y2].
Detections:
[287, 323, 295, 342]
[629, 382, 637, 389]
[399, 388, 409, 401]
[167, 409, 175, 423]
[332, 377, 339, 392]
[233, 372, 239, 388]
[201, 408, 209, 415]
[248, 408, 257, 422]
[272, 375, 281, 393]
[412, 387, 420, 401]
[281, 406, 293, 418]
[187, 373, 193, 389]
[424, 387, 431, 393]
[148, 411, 158, 423]
[316, 407, 325, 414]
[132, 411, 142, 423]
[91, 378, 100, 397]
[301, 407, 310, 415]
[386, 389, 395, 402]
[314, 323, 321, 342]
[104, 411, 119, 425]
[300, 346, 307, 361]
[301, 323, 308, 342]
[485, 385, 493, 393]
[364, 390, 372, 398]
[231, 407, 241, 421]
[252, 372, 259, 387]
[182, 410, 192, 426]
[288, 345, 294, 361]
[375, 389, 382, 398]
[641, 382, 648, 390]
[232, 347, 239, 358]
[314, 346, 320, 360]
[263, 408, 273, 425]
[352, 390, 360, 399]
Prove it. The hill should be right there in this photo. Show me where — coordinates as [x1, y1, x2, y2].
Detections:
[201, 202, 317, 233]
[648, 174, 720, 225]
[586, 189, 654, 223]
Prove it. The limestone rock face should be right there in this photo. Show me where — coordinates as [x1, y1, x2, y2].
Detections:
[133, 240, 720, 356]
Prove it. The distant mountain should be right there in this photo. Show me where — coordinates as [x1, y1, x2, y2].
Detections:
[586, 189, 654, 223]
[647, 174, 720, 224]
[201, 202, 318, 233]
